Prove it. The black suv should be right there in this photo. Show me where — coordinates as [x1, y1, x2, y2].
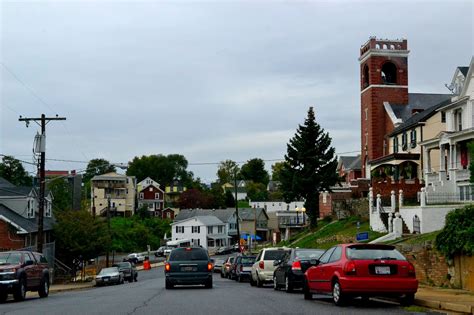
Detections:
[113, 262, 137, 283]
[0, 251, 50, 302]
[164, 247, 213, 289]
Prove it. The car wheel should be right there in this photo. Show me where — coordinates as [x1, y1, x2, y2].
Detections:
[128, 276, 133, 283]
[134, 274, 138, 282]
[303, 280, 312, 300]
[250, 275, 256, 286]
[220, 271, 224, 278]
[205, 279, 213, 289]
[0, 291, 8, 303]
[332, 280, 346, 306]
[285, 276, 293, 293]
[13, 278, 26, 301]
[256, 274, 263, 288]
[238, 275, 243, 283]
[400, 293, 415, 306]
[121, 277, 124, 284]
[165, 280, 173, 289]
[38, 276, 49, 298]
[273, 276, 279, 290]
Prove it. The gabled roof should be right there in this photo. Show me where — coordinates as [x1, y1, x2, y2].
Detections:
[0, 177, 15, 188]
[238, 208, 269, 221]
[0, 204, 55, 234]
[175, 209, 235, 223]
[390, 93, 452, 122]
[0, 186, 35, 197]
[171, 215, 224, 226]
[339, 156, 361, 171]
[390, 98, 453, 136]
[139, 184, 164, 194]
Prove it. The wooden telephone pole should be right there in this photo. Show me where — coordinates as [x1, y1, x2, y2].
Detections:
[19, 114, 66, 253]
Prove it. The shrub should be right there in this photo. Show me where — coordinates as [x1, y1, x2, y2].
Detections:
[435, 205, 474, 258]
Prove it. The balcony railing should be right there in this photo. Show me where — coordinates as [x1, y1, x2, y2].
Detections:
[456, 169, 470, 182]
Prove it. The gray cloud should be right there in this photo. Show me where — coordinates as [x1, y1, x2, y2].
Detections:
[1, 0, 472, 182]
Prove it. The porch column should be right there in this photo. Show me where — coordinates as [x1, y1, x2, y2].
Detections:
[439, 144, 446, 181]
[449, 144, 456, 181]
[423, 147, 431, 184]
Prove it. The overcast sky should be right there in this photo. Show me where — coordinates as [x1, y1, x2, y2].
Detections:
[1, 0, 473, 182]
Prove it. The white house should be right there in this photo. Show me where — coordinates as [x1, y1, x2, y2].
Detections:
[249, 201, 305, 213]
[171, 215, 228, 249]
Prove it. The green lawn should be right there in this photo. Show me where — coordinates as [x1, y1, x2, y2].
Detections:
[291, 216, 385, 249]
[399, 230, 441, 245]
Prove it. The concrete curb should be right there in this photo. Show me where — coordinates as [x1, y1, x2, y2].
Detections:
[49, 284, 95, 294]
[414, 298, 473, 314]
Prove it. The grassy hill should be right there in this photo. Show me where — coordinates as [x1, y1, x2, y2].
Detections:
[280, 216, 385, 250]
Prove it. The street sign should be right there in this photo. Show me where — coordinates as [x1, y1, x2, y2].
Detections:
[356, 232, 369, 242]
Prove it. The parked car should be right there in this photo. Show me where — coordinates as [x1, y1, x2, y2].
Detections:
[250, 247, 290, 287]
[213, 258, 225, 273]
[112, 262, 137, 283]
[221, 256, 235, 279]
[303, 244, 418, 306]
[164, 247, 213, 289]
[95, 267, 124, 286]
[123, 253, 145, 264]
[155, 246, 172, 257]
[233, 256, 256, 282]
[273, 248, 324, 292]
[215, 246, 233, 255]
[0, 251, 50, 302]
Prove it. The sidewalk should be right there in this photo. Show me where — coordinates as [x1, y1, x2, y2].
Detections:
[415, 285, 474, 314]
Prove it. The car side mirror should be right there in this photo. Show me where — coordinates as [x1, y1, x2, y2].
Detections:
[24, 260, 34, 266]
[309, 259, 320, 266]
[273, 260, 281, 266]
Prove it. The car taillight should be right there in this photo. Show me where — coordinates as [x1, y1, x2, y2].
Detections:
[165, 263, 170, 272]
[208, 263, 213, 271]
[292, 260, 302, 271]
[344, 261, 356, 275]
[407, 263, 416, 277]
[259, 261, 264, 269]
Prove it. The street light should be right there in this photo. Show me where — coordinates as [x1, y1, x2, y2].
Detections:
[295, 206, 307, 226]
[295, 206, 299, 224]
[301, 207, 306, 225]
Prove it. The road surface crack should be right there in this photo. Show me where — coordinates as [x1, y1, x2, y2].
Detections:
[127, 289, 163, 314]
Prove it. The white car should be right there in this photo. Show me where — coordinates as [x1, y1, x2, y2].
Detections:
[124, 253, 145, 264]
[250, 247, 290, 287]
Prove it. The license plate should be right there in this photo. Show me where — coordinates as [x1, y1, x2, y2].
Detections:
[375, 266, 391, 275]
[181, 266, 196, 272]
[104, 278, 109, 282]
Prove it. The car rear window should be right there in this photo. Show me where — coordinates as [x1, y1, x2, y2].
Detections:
[241, 257, 256, 264]
[169, 248, 209, 261]
[346, 246, 406, 260]
[295, 250, 324, 260]
[263, 250, 288, 261]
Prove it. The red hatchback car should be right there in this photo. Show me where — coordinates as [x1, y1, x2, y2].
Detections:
[303, 243, 418, 306]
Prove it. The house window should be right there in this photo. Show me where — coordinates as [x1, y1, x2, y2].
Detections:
[381, 62, 397, 84]
[456, 110, 463, 131]
[218, 226, 224, 234]
[410, 130, 417, 148]
[207, 226, 214, 234]
[192, 226, 200, 233]
[155, 193, 160, 199]
[139, 193, 144, 200]
[401, 132, 408, 151]
[148, 203, 154, 209]
[175, 226, 184, 233]
[149, 187, 153, 192]
[441, 111, 446, 123]
[126, 189, 128, 195]
[393, 136, 399, 153]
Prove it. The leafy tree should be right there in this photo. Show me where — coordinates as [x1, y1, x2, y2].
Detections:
[271, 161, 286, 182]
[53, 210, 107, 265]
[83, 158, 116, 183]
[47, 179, 72, 213]
[246, 182, 268, 201]
[177, 188, 213, 209]
[280, 107, 338, 227]
[240, 158, 270, 185]
[224, 190, 235, 207]
[436, 205, 474, 258]
[217, 160, 240, 184]
[136, 205, 151, 219]
[0, 155, 32, 186]
[127, 154, 194, 187]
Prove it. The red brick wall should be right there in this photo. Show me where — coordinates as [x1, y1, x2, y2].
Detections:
[0, 220, 25, 250]
[372, 178, 423, 199]
[319, 193, 332, 218]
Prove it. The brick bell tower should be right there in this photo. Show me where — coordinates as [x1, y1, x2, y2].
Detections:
[359, 37, 409, 178]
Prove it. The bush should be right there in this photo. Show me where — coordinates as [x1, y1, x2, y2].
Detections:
[436, 205, 474, 258]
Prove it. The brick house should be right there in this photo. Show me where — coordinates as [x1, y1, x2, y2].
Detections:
[359, 37, 451, 198]
[337, 156, 362, 186]
[0, 178, 54, 250]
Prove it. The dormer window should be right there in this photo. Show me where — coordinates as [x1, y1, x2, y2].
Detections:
[410, 130, 417, 148]
[393, 136, 399, 153]
[381, 62, 397, 85]
[441, 111, 446, 123]
[401, 132, 408, 151]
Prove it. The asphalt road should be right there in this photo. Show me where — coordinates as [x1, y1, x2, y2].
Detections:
[0, 266, 437, 315]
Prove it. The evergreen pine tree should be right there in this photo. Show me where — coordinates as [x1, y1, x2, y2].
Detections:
[280, 107, 339, 227]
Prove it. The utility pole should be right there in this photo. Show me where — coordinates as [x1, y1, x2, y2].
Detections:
[234, 169, 240, 253]
[106, 192, 111, 267]
[19, 114, 66, 253]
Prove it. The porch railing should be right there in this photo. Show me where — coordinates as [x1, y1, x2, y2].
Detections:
[456, 169, 470, 182]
